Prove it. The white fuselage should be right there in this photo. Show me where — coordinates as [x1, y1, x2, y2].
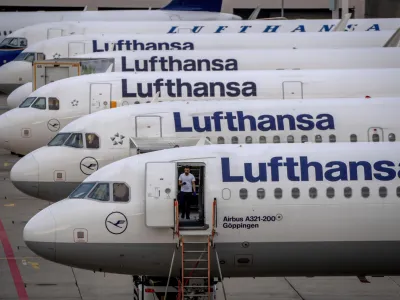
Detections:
[3, 47, 400, 97]
[23, 142, 400, 277]
[9, 97, 400, 202]
[1, 68, 399, 156]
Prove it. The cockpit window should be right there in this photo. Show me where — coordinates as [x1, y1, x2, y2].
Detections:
[48, 133, 71, 146]
[14, 52, 35, 62]
[19, 97, 36, 108]
[64, 133, 84, 148]
[88, 183, 110, 201]
[69, 182, 96, 199]
[0, 37, 27, 49]
[48, 97, 60, 110]
[113, 183, 130, 202]
[31, 97, 46, 110]
[86, 133, 100, 149]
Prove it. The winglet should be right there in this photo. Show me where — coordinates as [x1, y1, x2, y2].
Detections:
[383, 28, 400, 47]
[332, 13, 352, 31]
[248, 5, 261, 20]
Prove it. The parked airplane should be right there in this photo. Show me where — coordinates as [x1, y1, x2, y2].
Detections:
[10, 97, 400, 201]
[1, 68, 399, 156]
[23, 142, 400, 282]
[0, 29, 397, 68]
[3, 47, 400, 97]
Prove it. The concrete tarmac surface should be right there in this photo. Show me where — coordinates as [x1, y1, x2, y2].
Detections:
[1, 93, 400, 300]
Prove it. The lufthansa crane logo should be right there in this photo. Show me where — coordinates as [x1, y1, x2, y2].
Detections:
[47, 119, 60, 132]
[105, 212, 128, 234]
[80, 157, 99, 175]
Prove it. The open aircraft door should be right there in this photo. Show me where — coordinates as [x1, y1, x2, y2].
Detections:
[282, 81, 303, 99]
[368, 127, 384, 142]
[47, 28, 63, 39]
[145, 162, 177, 227]
[68, 42, 85, 56]
[90, 83, 111, 114]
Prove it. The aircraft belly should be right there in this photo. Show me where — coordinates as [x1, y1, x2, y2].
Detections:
[46, 241, 400, 277]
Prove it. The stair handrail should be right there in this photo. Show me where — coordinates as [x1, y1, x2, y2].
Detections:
[174, 198, 179, 237]
[212, 198, 217, 238]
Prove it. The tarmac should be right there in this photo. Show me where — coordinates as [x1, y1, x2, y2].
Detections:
[1, 92, 400, 300]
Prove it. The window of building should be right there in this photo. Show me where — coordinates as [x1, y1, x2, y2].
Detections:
[31, 97, 46, 110]
[388, 133, 396, 142]
[326, 187, 335, 199]
[274, 188, 282, 199]
[245, 136, 252, 144]
[257, 188, 265, 199]
[48, 97, 60, 110]
[64, 133, 84, 148]
[301, 135, 308, 143]
[217, 136, 225, 144]
[88, 183, 110, 201]
[273, 136, 280, 143]
[329, 134, 336, 143]
[113, 183, 130, 202]
[315, 135, 322, 143]
[48, 133, 71, 146]
[287, 135, 294, 143]
[239, 188, 248, 200]
[231, 136, 238, 144]
[350, 134, 357, 142]
[86, 133, 100, 149]
[259, 136, 266, 144]
[361, 187, 369, 198]
[379, 186, 387, 198]
[69, 182, 96, 199]
[344, 187, 352, 198]
[292, 187, 300, 199]
[372, 134, 380, 142]
[309, 187, 317, 199]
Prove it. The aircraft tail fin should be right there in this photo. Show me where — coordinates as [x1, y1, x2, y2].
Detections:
[161, 0, 222, 12]
[384, 28, 400, 47]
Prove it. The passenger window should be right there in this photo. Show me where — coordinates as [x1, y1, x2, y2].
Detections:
[329, 134, 336, 143]
[315, 135, 322, 143]
[389, 133, 396, 142]
[350, 134, 357, 142]
[217, 137, 225, 144]
[19, 97, 36, 108]
[274, 188, 282, 199]
[86, 133, 100, 149]
[372, 134, 380, 142]
[326, 187, 335, 199]
[206, 137, 211, 142]
[48, 97, 60, 110]
[259, 136, 266, 144]
[397, 187, 400, 198]
[361, 187, 369, 198]
[48, 133, 71, 146]
[64, 133, 84, 148]
[239, 188, 248, 200]
[309, 187, 317, 199]
[245, 136, 252, 144]
[379, 186, 387, 198]
[69, 182, 96, 199]
[344, 187, 352, 198]
[134, 101, 140, 104]
[287, 135, 294, 143]
[257, 188, 265, 199]
[113, 183, 130, 202]
[88, 183, 110, 202]
[31, 97, 46, 110]
[273, 136, 280, 143]
[231, 136, 238, 144]
[301, 135, 308, 143]
[292, 187, 300, 199]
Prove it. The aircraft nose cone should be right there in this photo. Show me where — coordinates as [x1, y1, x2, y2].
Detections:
[24, 207, 56, 262]
[0, 62, 23, 94]
[7, 82, 33, 109]
[10, 153, 39, 198]
[0, 113, 10, 150]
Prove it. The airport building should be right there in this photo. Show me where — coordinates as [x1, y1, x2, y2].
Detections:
[0, 0, 399, 18]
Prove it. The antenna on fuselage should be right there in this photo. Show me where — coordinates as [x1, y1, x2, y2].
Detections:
[150, 91, 161, 103]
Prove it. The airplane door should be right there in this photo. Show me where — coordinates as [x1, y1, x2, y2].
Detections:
[282, 81, 303, 99]
[368, 127, 384, 142]
[68, 42, 85, 56]
[135, 116, 162, 138]
[47, 28, 63, 39]
[145, 162, 177, 227]
[90, 83, 111, 114]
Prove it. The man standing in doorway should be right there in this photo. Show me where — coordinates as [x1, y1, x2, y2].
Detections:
[178, 166, 196, 220]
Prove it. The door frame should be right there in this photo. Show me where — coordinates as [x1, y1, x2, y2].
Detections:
[282, 81, 303, 99]
[135, 116, 162, 138]
[89, 83, 112, 114]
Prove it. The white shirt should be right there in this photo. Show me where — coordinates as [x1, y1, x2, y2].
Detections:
[179, 173, 195, 192]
